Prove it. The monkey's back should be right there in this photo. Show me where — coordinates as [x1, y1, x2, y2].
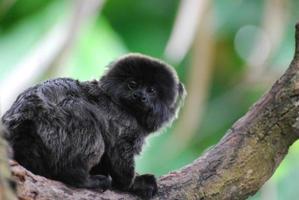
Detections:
[2, 78, 106, 178]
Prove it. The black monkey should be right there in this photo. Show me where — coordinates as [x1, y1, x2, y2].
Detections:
[1, 53, 185, 199]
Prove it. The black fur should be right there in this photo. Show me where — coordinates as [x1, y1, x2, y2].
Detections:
[1, 54, 185, 199]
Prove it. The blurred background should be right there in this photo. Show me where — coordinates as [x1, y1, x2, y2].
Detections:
[0, 0, 299, 199]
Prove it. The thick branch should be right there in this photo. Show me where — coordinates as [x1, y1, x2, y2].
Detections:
[8, 24, 299, 200]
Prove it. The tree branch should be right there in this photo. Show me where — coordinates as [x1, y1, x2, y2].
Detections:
[8, 24, 299, 200]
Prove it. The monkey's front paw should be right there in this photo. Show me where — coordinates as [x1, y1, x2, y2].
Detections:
[130, 174, 158, 199]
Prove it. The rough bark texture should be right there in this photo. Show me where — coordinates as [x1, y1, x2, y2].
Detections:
[6, 24, 299, 200]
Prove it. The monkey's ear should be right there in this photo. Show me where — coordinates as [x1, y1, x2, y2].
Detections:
[178, 82, 187, 98]
[169, 82, 186, 113]
[171, 82, 186, 109]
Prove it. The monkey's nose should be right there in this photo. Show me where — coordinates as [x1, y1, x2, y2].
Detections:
[133, 92, 147, 103]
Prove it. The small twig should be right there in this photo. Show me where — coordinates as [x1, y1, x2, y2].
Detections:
[164, 0, 209, 63]
[245, 0, 288, 82]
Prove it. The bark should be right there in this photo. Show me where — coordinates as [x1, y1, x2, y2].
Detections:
[6, 24, 299, 200]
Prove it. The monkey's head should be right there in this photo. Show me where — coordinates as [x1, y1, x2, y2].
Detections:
[100, 53, 186, 132]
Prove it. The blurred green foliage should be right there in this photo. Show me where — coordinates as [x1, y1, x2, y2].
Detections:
[1, 0, 299, 199]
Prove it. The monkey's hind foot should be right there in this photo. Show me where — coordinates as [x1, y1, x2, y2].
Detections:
[130, 174, 158, 199]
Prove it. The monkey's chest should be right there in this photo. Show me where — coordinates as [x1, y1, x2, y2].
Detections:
[105, 117, 145, 155]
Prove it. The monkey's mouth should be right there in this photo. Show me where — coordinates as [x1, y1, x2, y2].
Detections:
[121, 97, 151, 113]
[132, 99, 149, 110]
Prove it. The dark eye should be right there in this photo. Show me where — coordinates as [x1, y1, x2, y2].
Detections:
[147, 87, 156, 95]
[128, 80, 138, 90]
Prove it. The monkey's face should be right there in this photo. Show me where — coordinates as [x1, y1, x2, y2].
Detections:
[100, 54, 185, 131]
[123, 79, 159, 112]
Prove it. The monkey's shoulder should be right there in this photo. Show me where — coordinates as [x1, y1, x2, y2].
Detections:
[39, 78, 81, 96]
[13, 78, 79, 100]
[25, 78, 86, 107]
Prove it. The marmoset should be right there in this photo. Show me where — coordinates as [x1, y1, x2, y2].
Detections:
[2, 54, 185, 199]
